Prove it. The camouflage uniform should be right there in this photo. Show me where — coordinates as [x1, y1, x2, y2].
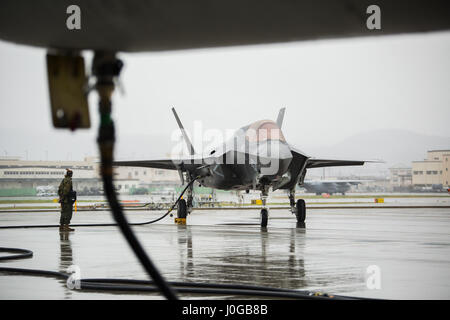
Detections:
[58, 175, 73, 226]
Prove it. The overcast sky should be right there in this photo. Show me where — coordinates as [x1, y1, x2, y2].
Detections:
[0, 31, 449, 161]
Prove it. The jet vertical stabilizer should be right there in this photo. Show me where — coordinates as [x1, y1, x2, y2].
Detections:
[172, 107, 196, 155]
[276, 108, 285, 128]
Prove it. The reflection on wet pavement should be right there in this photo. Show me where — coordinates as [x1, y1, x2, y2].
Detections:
[0, 207, 449, 299]
[59, 231, 73, 299]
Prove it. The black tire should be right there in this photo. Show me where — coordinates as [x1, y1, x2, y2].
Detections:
[177, 199, 187, 219]
[260, 208, 268, 227]
[296, 199, 306, 223]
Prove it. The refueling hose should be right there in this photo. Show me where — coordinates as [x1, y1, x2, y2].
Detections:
[0, 179, 363, 299]
[0, 53, 187, 301]
[0, 247, 358, 299]
[0, 177, 198, 230]
[93, 53, 178, 300]
[0, 53, 366, 300]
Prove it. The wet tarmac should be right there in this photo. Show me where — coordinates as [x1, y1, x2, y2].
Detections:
[1, 206, 449, 299]
[2, 193, 450, 209]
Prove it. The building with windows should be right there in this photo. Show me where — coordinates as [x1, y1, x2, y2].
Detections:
[389, 164, 412, 191]
[112, 166, 179, 193]
[412, 150, 450, 189]
[112, 166, 179, 184]
[0, 156, 101, 195]
[0, 156, 181, 196]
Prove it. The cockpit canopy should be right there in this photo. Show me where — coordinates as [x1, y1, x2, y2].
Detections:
[242, 120, 286, 143]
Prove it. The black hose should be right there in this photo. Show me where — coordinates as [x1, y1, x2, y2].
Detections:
[0, 183, 364, 300]
[0, 54, 364, 301]
[99, 172, 178, 300]
[0, 178, 196, 230]
[0, 248, 358, 299]
[81, 278, 357, 299]
[0, 247, 33, 261]
[0, 54, 193, 300]
[93, 58, 178, 300]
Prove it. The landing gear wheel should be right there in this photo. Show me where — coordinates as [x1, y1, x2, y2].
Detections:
[177, 199, 187, 219]
[296, 199, 306, 223]
[260, 208, 268, 227]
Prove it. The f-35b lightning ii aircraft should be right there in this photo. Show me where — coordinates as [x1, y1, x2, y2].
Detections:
[114, 108, 375, 227]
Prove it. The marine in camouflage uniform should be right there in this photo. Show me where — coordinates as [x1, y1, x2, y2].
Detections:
[58, 169, 74, 231]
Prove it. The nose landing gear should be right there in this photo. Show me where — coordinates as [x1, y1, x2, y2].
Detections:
[260, 208, 268, 228]
[260, 187, 269, 227]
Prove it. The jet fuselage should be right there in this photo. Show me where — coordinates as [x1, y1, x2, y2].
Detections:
[196, 120, 294, 191]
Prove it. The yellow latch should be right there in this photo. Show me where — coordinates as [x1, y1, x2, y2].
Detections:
[374, 198, 384, 203]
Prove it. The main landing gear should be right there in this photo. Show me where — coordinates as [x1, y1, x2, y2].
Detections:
[177, 199, 187, 219]
[289, 189, 306, 224]
[176, 175, 194, 225]
[259, 188, 306, 227]
[260, 187, 269, 228]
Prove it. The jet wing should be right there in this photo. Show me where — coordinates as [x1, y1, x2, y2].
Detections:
[305, 158, 374, 169]
[1, 1, 449, 52]
[113, 158, 206, 171]
[114, 160, 178, 170]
